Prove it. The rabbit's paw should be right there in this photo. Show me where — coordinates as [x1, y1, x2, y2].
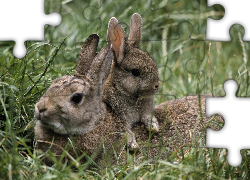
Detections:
[125, 130, 139, 151]
[144, 116, 159, 133]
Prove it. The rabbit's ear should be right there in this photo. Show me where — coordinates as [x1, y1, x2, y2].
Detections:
[100, 46, 113, 86]
[75, 34, 99, 76]
[107, 17, 127, 64]
[128, 13, 142, 48]
[87, 44, 113, 91]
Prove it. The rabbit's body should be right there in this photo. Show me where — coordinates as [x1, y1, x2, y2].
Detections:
[35, 94, 224, 167]
[102, 13, 160, 150]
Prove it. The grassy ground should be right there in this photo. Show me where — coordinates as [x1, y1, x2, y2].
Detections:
[1, 0, 250, 179]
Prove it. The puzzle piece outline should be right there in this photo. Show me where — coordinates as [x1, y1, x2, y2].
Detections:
[207, 0, 250, 41]
[206, 79, 250, 167]
[2, 0, 250, 176]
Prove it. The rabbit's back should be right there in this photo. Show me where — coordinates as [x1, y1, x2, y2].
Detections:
[131, 94, 224, 163]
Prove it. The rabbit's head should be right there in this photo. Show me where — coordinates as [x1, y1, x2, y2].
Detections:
[107, 13, 160, 97]
[35, 34, 112, 135]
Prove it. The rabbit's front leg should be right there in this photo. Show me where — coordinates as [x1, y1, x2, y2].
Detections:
[124, 126, 139, 150]
[121, 113, 140, 150]
[141, 114, 159, 132]
[140, 97, 159, 133]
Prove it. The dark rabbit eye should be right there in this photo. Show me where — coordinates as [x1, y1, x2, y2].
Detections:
[71, 93, 83, 104]
[132, 69, 140, 77]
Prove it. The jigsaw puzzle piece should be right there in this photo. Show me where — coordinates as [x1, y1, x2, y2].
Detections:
[171, 21, 206, 73]
[174, 22, 207, 95]
[206, 79, 250, 167]
[158, 21, 207, 96]
[21, 40, 70, 100]
[182, 147, 232, 178]
[162, 0, 224, 39]
[82, 1, 103, 32]
[131, 132, 188, 165]
[187, 23, 250, 97]
[200, 24, 249, 96]
[207, 0, 250, 41]
[133, 94, 224, 157]
[134, 146, 234, 177]
[81, 1, 150, 40]
[0, 0, 61, 59]
[140, 0, 168, 42]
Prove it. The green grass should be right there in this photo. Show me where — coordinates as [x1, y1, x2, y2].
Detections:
[1, 0, 250, 179]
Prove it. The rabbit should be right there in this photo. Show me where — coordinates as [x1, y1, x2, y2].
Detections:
[102, 13, 160, 150]
[35, 34, 110, 136]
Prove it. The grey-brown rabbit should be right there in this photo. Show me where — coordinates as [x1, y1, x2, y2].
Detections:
[103, 13, 160, 150]
[35, 34, 112, 136]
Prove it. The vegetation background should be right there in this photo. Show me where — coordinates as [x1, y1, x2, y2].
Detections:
[0, 0, 250, 179]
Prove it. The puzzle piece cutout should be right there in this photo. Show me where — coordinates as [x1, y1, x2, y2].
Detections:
[207, 0, 250, 41]
[206, 79, 250, 167]
[196, 24, 249, 97]
[0, 0, 61, 58]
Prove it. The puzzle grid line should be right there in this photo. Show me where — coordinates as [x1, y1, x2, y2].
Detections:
[1, 0, 250, 168]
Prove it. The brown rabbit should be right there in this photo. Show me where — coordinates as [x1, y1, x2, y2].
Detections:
[34, 33, 223, 168]
[102, 13, 160, 150]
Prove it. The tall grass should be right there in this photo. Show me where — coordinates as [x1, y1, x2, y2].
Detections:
[1, 0, 250, 179]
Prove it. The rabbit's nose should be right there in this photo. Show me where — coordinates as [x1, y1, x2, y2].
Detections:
[36, 102, 47, 114]
[35, 105, 47, 120]
[39, 108, 47, 113]
[155, 81, 160, 90]
[154, 82, 159, 90]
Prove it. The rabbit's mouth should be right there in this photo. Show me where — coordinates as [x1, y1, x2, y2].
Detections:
[40, 119, 71, 135]
[139, 89, 156, 97]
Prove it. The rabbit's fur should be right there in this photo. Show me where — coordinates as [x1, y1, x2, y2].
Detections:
[34, 33, 224, 168]
[102, 13, 160, 150]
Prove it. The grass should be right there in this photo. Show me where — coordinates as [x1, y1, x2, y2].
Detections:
[1, 0, 250, 179]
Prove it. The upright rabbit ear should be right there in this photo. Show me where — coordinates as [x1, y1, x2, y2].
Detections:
[87, 44, 113, 92]
[128, 13, 142, 48]
[75, 34, 99, 76]
[107, 17, 127, 64]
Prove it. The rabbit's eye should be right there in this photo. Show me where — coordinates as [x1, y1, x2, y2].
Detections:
[71, 93, 83, 104]
[132, 69, 140, 77]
